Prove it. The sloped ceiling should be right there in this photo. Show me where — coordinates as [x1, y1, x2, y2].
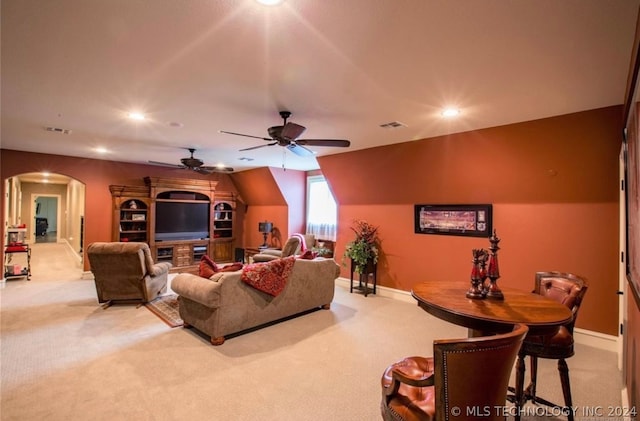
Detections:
[2, 0, 639, 172]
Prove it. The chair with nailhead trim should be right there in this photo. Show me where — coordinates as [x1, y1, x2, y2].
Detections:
[380, 323, 528, 421]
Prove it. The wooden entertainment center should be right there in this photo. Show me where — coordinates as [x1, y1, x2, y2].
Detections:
[109, 177, 238, 272]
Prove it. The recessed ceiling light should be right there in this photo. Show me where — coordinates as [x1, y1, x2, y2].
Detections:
[128, 112, 145, 121]
[41, 172, 50, 177]
[95, 147, 109, 154]
[441, 108, 460, 118]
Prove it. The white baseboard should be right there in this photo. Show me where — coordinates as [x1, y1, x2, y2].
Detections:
[337, 277, 618, 352]
[573, 327, 618, 352]
[62, 239, 83, 263]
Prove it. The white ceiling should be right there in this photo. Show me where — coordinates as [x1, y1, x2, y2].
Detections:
[2, 0, 639, 173]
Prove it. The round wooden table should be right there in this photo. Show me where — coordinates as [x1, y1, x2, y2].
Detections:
[411, 280, 573, 336]
[412, 280, 574, 420]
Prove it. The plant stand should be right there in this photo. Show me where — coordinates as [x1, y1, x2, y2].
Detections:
[349, 259, 377, 297]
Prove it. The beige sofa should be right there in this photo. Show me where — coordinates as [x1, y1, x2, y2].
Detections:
[171, 257, 339, 345]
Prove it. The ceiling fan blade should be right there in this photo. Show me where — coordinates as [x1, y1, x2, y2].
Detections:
[281, 122, 306, 141]
[148, 160, 185, 169]
[239, 142, 278, 152]
[193, 167, 213, 175]
[287, 143, 315, 157]
[296, 139, 351, 147]
[202, 166, 234, 173]
[219, 130, 272, 141]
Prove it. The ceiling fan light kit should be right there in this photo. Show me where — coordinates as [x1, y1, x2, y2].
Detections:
[148, 148, 234, 174]
[221, 111, 351, 157]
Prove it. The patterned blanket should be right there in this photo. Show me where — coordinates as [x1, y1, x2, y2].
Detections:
[241, 256, 296, 297]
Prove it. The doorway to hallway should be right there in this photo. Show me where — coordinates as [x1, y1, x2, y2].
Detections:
[32, 195, 59, 243]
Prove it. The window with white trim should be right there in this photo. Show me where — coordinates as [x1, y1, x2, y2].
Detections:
[306, 175, 337, 241]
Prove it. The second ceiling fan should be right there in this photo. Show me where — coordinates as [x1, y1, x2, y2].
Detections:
[219, 111, 351, 157]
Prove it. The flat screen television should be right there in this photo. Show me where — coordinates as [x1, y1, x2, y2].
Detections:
[155, 201, 210, 241]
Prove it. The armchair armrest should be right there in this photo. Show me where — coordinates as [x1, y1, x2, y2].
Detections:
[261, 249, 282, 257]
[382, 356, 435, 401]
[149, 261, 172, 277]
[391, 367, 435, 387]
[171, 273, 222, 308]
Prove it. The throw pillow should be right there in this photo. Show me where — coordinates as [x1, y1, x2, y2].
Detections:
[220, 262, 243, 272]
[199, 255, 219, 278]
[298, 249, 318, 260]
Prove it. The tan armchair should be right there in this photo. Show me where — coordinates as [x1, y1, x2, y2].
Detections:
[381, 323, 528, 421]
[87, 242, 171, 307]
[252, 234, 315, 263]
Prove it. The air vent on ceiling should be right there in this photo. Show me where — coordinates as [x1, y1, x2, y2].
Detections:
[45, 126, 72, 135]
[379, 121, 407, 129]
[238, 157, 255, 161]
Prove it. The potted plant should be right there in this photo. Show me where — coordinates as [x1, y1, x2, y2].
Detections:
[343, 219, 379, 274]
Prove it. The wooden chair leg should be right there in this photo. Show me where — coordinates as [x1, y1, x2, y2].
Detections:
[528, 355, 538, 403]
[558, 358, 574, 421]
[513, 352, 526, 421]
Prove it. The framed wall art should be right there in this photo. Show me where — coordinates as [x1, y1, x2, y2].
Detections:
[414, 204, 493, 237]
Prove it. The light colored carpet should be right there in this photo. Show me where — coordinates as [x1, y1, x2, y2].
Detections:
[0, 242, 624, 420]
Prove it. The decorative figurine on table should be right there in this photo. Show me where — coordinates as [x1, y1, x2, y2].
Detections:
[484, 229, 504, 300]
[467, 248, 488, 299]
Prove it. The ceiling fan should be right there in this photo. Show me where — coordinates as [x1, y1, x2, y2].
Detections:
[219, 111, 351, 157]
[148, 148, 233, 174]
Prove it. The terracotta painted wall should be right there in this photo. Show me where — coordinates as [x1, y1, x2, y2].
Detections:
[320, 106, 622, 336]
[230, 167, 306, 248]
[1, 106, 623, 336]
[271, 167, 306, 235]
[230, 167, 288, 248]
[1, 150, 241, 270]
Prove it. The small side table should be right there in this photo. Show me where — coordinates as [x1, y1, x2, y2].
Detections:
[243, 247, 262, 264]
[350, 259, 377, 297]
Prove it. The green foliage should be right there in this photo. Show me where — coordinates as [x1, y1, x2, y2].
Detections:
[312, 246, 332, 257]
[342, 220, 379, 274]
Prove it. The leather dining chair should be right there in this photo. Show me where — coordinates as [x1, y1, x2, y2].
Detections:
[381, 323, 528, 421]
[511, 271, 588, 421]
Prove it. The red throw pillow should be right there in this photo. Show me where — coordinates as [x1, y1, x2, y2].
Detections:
[199, 255, 219, 278]
[219, 262, 243, 272]
[299, 250, 318, 260]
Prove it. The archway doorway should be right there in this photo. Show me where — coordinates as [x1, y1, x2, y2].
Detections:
[3, 172, 86, 279]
